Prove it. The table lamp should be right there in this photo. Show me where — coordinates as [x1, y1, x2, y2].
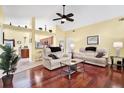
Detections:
[113, 42, 123, 56]
[70, 43, 75, 59]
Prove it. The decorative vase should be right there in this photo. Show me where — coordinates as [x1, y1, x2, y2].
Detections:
[25, 25, 27, 28]
[2, 74, 13, 88]
[49, 30, 52, 33]
[38, 27, 42, 30]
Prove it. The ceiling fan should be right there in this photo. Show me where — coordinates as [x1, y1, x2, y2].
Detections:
[53, 5, 74, 24]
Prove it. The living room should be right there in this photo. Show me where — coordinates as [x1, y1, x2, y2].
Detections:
[0, 5, 124, 89]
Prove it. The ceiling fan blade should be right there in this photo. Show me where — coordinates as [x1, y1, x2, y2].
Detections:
[66, 13, 74, 17]
[65, 17, 74, 22]
[56, 13, 63, 18]
[53, 18, 62, 21]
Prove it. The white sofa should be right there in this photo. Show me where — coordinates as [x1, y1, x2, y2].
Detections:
[42, 47, 70, 70]
[73, 48, 108, 67]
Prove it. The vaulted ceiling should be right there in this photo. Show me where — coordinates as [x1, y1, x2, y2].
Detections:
[2, 5, 124, 31]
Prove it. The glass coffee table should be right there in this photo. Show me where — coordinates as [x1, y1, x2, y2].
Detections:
[60, 58, 85, 79]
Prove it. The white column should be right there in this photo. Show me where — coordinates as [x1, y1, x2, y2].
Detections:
[31, 17, 35, 62]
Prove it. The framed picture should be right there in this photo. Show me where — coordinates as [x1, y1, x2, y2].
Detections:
[87, 35, 99, 45]
[35, 42, 43, 49]
[4, 39, 15, 48]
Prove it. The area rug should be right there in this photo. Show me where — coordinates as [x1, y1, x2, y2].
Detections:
[0, 59, 42, 78]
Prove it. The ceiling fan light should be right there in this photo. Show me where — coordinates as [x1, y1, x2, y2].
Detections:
[61, 18, 66, 22]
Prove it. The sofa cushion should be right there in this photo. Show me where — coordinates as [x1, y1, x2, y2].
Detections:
[85, 47, 96, 52]
[52, 51, 63, 58]
[85, 51, 97, 57]
[48, 54, 59, 59]
[83, 56, 106, 64]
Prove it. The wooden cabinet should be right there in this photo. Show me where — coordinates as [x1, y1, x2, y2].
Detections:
[21, 49, 29, 58]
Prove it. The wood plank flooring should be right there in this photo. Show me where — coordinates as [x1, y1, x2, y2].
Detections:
[0, 63, 124, 88]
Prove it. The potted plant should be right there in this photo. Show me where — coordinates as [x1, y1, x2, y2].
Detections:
[0, 45, 20, 87]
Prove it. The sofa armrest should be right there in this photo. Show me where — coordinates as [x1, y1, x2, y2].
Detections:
[42, 56, 53, 70]
[44, 56, 52, 60]
[102, 55, 109, 65]
[43, 56, 52, 64]
[102, 55, 108, 59]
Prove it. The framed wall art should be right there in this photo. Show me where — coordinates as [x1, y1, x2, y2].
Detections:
[4, 39, 15, 48]
[87, 35, 99, 45]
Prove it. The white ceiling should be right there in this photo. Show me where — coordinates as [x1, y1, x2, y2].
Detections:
[2, 5, 124, 31]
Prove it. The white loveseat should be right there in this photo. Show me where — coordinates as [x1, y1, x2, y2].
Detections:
[73, 47, 108, 67]
[42, 47, 70, 70]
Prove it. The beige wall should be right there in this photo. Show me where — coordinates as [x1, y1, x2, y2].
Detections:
[0, 6, 4, 24]
[3, 24, 57, 61]
[66, 17, 124, 56]
[3, 16, 124, 57]
[35, 34, 51, 42]
[55, 25, 65, 45]
[55, 25, 66, 52]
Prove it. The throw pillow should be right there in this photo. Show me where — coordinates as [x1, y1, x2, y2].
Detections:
[48, 54, 59, 59]
[49, 47, 61, 52]
[85, 47, 96, 52]
[96, 52, 105, 58]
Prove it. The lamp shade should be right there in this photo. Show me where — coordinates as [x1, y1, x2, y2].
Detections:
[113, 42, 123, 48]
[61, 18, 66, 22]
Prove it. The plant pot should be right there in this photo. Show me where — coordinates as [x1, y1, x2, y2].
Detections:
[2, 74, 13, 88]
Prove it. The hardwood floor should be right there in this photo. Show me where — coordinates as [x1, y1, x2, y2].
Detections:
[0, 63, 124, 88]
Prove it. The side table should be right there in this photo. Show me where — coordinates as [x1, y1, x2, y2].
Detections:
[110, 56, 124, 70]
